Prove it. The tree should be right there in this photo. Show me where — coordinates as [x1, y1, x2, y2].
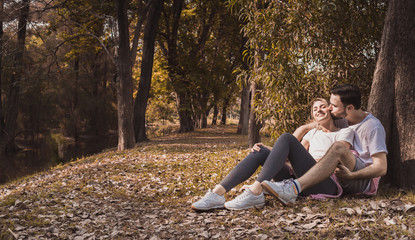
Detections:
[49, 0, 150, 150]
[133, 0, 164, 142]
[159, 0, 192, 133]
[158, 0, 243, 132]
[368, 0, 415, 188]
[0, 0, 30, 156]
[236, 77, 250, 135]
[115, 0, 135, 150]
[237, 0, 386, 138]
[248, 81, 261, 147]
[0, 0, 4, 131]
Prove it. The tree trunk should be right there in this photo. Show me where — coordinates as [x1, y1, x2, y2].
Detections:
[115, 0, 135, 151]
[163, 0, 194, 133]
[0, 0, 29, 156]
[198, 92, 209, 128]
[0, 0, 4, 131]
[237, 76, 250, 135]
[176, 91, 194, 132]
[134, 0, 164, 142]
[248, 82, 261, 148]
[368, 0, 415, 188]
[72, 56, 80, 142]
[211, 104, 218, 125]
[220, 97, 230, 125]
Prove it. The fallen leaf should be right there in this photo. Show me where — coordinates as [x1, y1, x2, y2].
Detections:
[404, 204, 415, 213]
[302, 206, 312, 214]
[369, 201, 379, 210]
[384, 217, 396, 225]
[302, 220, 320, 230]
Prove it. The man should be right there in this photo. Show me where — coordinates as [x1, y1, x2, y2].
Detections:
[261, 84, 388, 205]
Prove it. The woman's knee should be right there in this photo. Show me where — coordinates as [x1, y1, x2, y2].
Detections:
[247, 147, 269, 163]
[274, 133, 296, 145]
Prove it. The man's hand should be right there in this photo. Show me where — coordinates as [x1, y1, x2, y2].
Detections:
[335, 164, 354, 180]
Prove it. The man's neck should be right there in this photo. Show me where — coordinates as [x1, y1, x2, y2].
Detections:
[346, 109, 368, 125]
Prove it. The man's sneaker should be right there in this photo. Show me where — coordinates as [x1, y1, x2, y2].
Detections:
[191, 190, 225, 211]
[224, 189, 265, 210]
[261, 179, 298, 206]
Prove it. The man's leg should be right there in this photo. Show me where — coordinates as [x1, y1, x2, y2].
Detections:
[257, 133, 337, 196]
[297, 142, 356, 192]
[261, 141, 354, 205]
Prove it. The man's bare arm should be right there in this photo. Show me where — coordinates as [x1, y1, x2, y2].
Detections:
[336, 152, 387, 180]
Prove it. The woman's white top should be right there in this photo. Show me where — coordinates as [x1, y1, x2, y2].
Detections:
[303, 127, 354, 159]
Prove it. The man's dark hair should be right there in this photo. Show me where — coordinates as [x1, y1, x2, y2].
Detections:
[329, 84, 361, 109]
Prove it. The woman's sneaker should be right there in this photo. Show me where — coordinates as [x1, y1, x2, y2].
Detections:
[191, 190, 225, 211]
[224, 189, 265, 210]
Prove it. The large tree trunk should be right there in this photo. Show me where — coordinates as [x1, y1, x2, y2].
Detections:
[248, 82, 261, 148]
[237, 76, 250, 135]
[0, 0, 29, 156]
[134, 0, 164, 142]
[0, 0, 4, 131]
[115, 0, 135, 151]
[368, 0, 415, 188]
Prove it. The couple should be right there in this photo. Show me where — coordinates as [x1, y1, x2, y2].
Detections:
[191, 84, 388, 210]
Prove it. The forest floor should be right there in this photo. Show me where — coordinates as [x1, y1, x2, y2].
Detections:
[1, 125, 415, 239]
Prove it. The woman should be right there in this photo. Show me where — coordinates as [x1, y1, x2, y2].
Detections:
[191, 98, 354, 210]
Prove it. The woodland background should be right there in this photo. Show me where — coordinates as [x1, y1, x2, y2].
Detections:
[0, 0, 414, 188]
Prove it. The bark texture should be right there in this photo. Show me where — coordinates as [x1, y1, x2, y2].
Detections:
[248, 82, 261, 148]
[368, 0, 415, 188]
[237, 77, 250, 135]
[116, 0, 135, 150]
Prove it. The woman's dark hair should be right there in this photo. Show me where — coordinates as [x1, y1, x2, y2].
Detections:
[329, 84, 361, 110]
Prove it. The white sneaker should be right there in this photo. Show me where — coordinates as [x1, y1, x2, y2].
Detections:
[261, 179, 298, 206]
[224, 189, 265, 210]
[191, 190, 225, 210]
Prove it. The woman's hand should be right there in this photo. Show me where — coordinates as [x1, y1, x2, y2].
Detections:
[251, 143, 265, 152]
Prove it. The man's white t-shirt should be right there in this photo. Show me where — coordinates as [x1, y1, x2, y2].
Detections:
[303, 127, 354, 160]
[335, 113, 388, 165]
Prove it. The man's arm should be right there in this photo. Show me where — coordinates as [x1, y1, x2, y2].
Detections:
[293, 122, 317, 141]
[336, 152, 387, 180]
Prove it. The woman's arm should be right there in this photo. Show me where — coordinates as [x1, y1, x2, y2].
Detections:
[301, 139, 310, 151]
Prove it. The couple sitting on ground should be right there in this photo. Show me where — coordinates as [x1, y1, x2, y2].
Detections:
[191, 84, 388, 211]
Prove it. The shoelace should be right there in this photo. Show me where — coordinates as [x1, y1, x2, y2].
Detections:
[234, 190, 251, 202]
[202, 191, 217, 202]
[282, 178, 294, 185]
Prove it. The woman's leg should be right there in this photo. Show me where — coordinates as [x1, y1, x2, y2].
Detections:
[192, 146, 271, 210]
[256, 133, 337, 195]
[219, 146, 270, 192]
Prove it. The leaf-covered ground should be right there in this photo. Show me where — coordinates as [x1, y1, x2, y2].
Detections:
[1, 125, 415, 239]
